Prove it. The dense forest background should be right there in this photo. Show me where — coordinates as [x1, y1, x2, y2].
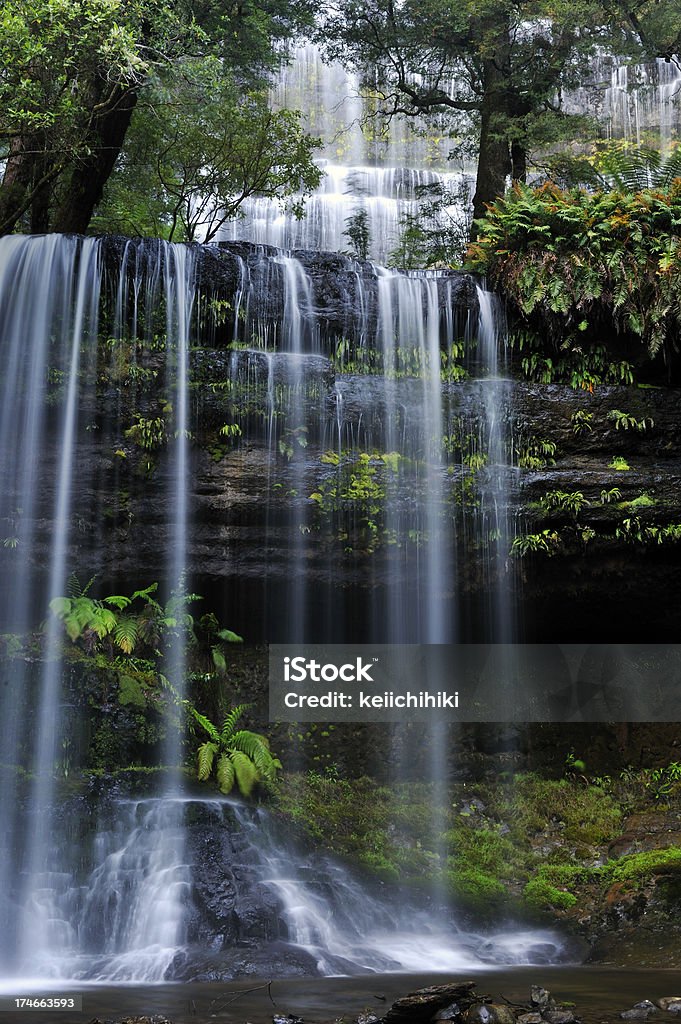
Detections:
[1, 0, 679, 243]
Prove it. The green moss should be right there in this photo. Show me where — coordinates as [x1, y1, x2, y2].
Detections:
[450, 867, 507, 906]
[604, 847, 681, 885]
[523, 877, 578, 911]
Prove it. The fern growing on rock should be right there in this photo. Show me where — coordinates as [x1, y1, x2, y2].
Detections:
[188, 702, 281, 797]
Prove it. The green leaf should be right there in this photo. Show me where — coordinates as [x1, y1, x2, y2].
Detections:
[217, 628, 242, 643]
[231, 749, 258, 796]
[186, 705, 220, 742]
[49, 597, 72, 618]
[211, 646, 227, 673]
[197, 741, 218, 781]
[104, 595, 132, 610]
[221, 703, 252, 741]
[216, 752, 235, 794]
[113, 617, 139, 654]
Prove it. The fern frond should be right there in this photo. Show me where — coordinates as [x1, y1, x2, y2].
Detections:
[212, 646, 227, 673]
[186, 705, 220, 741]
[197, 741, 218, 781]
[230, 730, 277, 778]
[220, 703, 252, 741]
[131, 582, 159, 603]
[659, 148, 681, 188]
[92, 608, 116, 638]
[113, 617, 139, 654]
[49, 596, 72, 618]
[104, 595, 132, 610]
[217, 628, 243, 643]
[216, 752, 235, 794]
[230, 750, 258, 796]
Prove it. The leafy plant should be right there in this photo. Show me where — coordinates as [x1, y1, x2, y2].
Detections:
[467, 180, 681, 360]
[125, 414, 167, 450]
[516, 437, 556, 470]
[607, 409, 653, 432]
[600, 487, 622, 504]
[539, 490, 589, 516]
[188, 703, 281, 796]
[609, 457, 631, 471]
[510, 530, 560, 557]
[571, 410, 594, 435]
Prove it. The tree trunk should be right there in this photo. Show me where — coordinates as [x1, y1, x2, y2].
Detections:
[471, 59, 511, 234]
[0, 137, 36, 236]
[52, 84, 138, 234]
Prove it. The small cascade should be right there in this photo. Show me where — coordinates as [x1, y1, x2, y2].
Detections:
[12, 800, 191, 984]
[475, 285, 515, 642]
[3, 796, 564, 984]
[218, 43, 473, 263]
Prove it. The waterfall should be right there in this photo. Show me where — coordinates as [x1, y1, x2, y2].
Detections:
[217, 43, 474, 263]
[0, 235, 197, 979]
[1, 796, 564, 983]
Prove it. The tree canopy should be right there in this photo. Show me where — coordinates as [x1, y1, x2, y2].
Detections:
[319, 0, 681, 226]
[0, 0, 319, 237]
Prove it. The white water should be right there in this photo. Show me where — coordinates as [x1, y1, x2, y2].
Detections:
[2, 798, 564, 984]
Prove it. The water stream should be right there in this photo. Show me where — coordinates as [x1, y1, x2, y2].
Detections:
[0, 36, 678, 994]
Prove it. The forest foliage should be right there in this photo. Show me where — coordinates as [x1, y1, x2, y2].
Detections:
[466, 176, 681, 361]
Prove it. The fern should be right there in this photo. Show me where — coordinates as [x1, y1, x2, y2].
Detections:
[221, 703, 252, 741]
[187, 705, 220, 742]
[197, 741, 218, 781]
[231, 750, 258, 796]
[113, 617, 139, 654]
[216, 752, 236, 794]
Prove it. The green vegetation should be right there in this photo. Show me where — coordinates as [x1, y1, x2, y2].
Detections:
[275, 767, 681, 916]
[607, 409, 654, 432]
[467, 180, 681, 365]
[0, 0, 319, 236]
[310, 450, 403, 551]
[538, 490, 589, 516]
[189, 703, 281, 797]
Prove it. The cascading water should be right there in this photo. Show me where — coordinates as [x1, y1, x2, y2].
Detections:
[0, 230, 562, 986]
[218, 43, 474, 263]
[0, 235, 199, 982]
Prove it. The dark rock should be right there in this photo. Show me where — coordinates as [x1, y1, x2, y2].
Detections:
[433, 1003, 462, 1020]
[518, 1015, 543, 1024]
[542, 1012, 576, 1024]
[465, 1005, 516, 1024]
[382, 983, 476, 1023]
[531, 988, 552, 1009]
[272, 1015, 304, 1024]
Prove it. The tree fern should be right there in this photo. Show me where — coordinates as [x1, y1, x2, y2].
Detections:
[595, 144, 681, 192]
